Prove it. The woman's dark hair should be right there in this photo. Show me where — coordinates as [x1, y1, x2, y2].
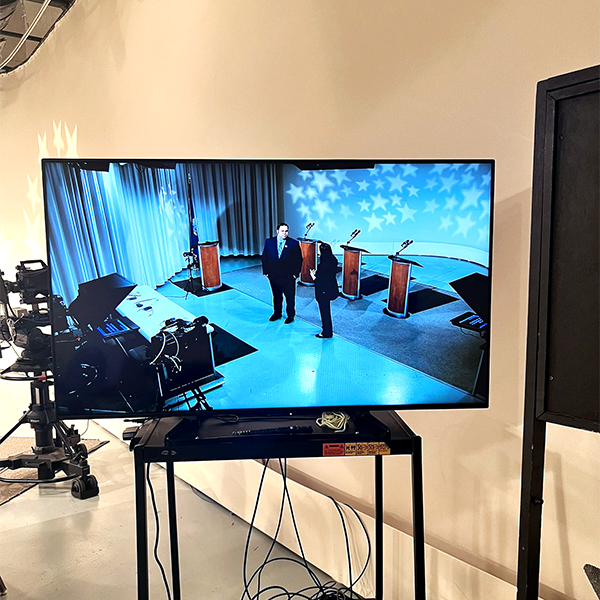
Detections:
[319, 243, 336, 264]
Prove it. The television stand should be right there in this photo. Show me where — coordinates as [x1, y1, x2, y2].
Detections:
[129, 410, 426, 600]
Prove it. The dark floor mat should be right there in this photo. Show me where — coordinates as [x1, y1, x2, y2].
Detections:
[211, 324, 257, 366]
[407, 288, 458, 314]
[359, 274, 389, 296]
[173, 277, 231, 297]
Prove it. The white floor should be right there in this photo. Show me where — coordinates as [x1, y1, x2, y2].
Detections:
[0, 355, 333, 600]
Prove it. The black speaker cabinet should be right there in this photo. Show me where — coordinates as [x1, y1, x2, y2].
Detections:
[526, 64, 600, 433]
[518, 64, 599, 600]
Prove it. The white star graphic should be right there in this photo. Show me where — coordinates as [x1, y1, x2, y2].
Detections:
[369, 166, 380, 177]
[332, 170, 351, 186]
[38, 133, 49, 161]
[388, 175, 408, 192]
[430, 164, 450, 175]
[53, 121, 64, 156]
[383, 211, 397, 225]
[444, 195, 459, 210]
[460, 184, 484, 210]
[298, 202, 312, 219]
[397, 202, 417, 222]
[425, 178, 438, 190]
[478, 226, 489, 244]
[407, 185, 419, 197]
[65, 123, 78, 158]
[465, 164, 479, 172]
[391, 194, 403, 207]
[439, 174, 458, 193]
[287, 183, 305, 204]
[327, 189, 340, 203]
[454, 212, 476, 237]
[424, 199, 439, 213]
[325, 217, 338, 232]
[481, 172, 492, 186]
[461, 173, 474, 185]
[370, 193, 389, 211]
[357, 180, 369, 191]
[306, 187, 319, 200]
[299, 170, 312, 181]
[313, 198, 333, 220]
[365, 213, 384, 232]
[374, 178, 385, 189]
[23, 210, 44, 257]
[26, 175, 42, 212]
[401, 164, 419, 178]
[340, 204, 354, 218]
[311, 171, 334, 193]
[479, 200, 491, 220]
[358, 199, 371, 212]
[341, 185, 352, 197]
[379, 164, 395, 174]
[439, 215, 453, 231]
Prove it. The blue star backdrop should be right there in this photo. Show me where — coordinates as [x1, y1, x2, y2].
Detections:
[282, 161, 492, 267]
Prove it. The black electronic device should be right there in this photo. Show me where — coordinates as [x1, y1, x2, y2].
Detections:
[43, 158, 494, 419]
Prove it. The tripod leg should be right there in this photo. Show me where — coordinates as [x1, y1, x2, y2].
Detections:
[0, 412, 30, 446]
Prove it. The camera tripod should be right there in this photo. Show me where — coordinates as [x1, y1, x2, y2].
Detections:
[0, 371, 100, 499]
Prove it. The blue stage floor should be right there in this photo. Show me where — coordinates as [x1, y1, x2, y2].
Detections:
[160, 253, 485, 413]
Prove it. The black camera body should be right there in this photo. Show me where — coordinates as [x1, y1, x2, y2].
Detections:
[0, 260, 51, 371]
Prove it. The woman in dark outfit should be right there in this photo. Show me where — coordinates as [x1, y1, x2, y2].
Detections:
[310, 243, 339, 338]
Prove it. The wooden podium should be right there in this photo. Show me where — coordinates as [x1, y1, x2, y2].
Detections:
[198, 241, 221, 292]
[341, 245, 369, 299]
[384, 255, 422, 318]
[299, 238, 317, 286]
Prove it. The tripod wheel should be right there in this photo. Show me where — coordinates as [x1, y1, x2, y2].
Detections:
[75, 443, 88, 459]
[71, 474, 99, 499]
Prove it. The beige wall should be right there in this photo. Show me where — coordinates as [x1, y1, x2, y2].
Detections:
[1, 1, 599, 598]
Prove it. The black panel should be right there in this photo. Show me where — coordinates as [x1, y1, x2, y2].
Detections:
[544, 89, 599, 425]
[527, 65, 600, 432]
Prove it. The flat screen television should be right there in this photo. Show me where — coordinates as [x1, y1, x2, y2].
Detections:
[42, 159, 493, 419]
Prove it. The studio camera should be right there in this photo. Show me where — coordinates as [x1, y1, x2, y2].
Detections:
[0, 259, 52, 373]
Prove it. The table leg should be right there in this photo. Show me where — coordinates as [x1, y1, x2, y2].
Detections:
[375, 454, 383, 600]
[166, 461, 181, 600]
[411, 437, 426, 599]
[135, 448, 149, 600]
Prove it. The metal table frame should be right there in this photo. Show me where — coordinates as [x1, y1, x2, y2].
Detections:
[131, 411, 426, 599]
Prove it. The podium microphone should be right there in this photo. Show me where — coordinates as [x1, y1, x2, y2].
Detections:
[396, 239, 414, 255]
[346, 229, 361, 245]
[305, 222, 315, 237]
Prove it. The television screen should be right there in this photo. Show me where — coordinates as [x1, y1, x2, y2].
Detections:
[43, 159, 493, 418]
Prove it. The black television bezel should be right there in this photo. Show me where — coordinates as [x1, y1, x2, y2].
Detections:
[43, 157, 495, 419]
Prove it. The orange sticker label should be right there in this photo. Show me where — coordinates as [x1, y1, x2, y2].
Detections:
[378, 442, 391, 455]
[323, 443, 345, 457]
[357, 442, 369, 456]
[344, 443, 357, 456]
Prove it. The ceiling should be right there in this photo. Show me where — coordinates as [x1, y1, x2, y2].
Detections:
[0, 0, 74, 74]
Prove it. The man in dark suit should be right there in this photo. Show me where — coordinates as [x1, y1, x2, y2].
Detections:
[262, 222, 303, 324]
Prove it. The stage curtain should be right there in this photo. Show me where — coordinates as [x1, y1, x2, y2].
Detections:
[179, 162, 278, 256]
[45, 161, 189, 305]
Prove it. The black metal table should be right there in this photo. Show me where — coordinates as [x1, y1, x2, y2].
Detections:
[130, 410, 426, 599]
